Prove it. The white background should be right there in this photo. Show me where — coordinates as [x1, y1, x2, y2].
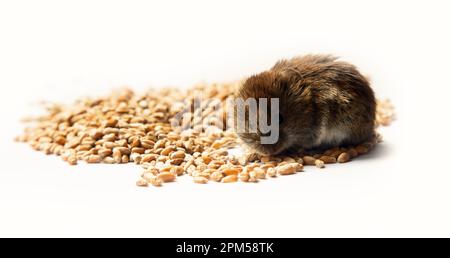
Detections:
[0, 0, 449, 237]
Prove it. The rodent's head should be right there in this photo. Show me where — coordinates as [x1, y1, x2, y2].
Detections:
[236, 71, 301, 155]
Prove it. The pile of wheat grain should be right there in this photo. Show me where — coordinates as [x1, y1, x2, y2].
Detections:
[16, 81, 395, 187]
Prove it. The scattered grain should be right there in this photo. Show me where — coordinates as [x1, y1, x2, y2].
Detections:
[16, 81, 394, 187]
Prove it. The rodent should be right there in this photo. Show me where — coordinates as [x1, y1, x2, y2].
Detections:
[236, 54, 376, 155]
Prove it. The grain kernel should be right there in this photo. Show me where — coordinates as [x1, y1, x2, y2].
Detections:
[202, 168, 216, 175]
[150, 177, 163, 187]
[66, 137, 81, 149]
[142, 172, 156, 181]
[330, 150, 343, 158]
[54, 136, 66, 145]
[87, 155, 101, 163]
[193, 177, 209, 184]
[141, 154, 157, 163]
[248, 171, 258, 182]
[161, 146, 176, 156]
[140, 139, 155, 149]
[283, 157, 296, 163]
[160, 165, 174, 172]
[130, 153, 142, 164]
[277, 164, 297, 175]
[170, 151, 186, 159]
[103, 133, 116, 142]
[170, 166, 185, 176]
[319, 155, 337, 164]
[337, 152, 351, 163]
[116, 102, 128, 113]
[98, 148, 112, 158]
[157, 172, 176, 183]
[103, 142, 116, 149]
[170, 158, 184, 165]
[221, 175, 238, 183]
[104, 118, 118, 127]
[348, 148, 358, 158]
[255, 168, 266, 179]
[67, 155, 78, 165]
[246, 163, 259, 171]
[221, 168, 239, 176]
[202, 154, 212, 164]
[210, 171, 224, 182]
[238, 172, 250, 182]
[103, 157, 115, 164]
[154, 139, 167, 149]
[355, 145, 369, 155]
[131, 147, 145, 154]
[113, 149, 122, 164]
[267, 167, 277, 177]
[136, 178, 148, 187]
[277, 161, 289, 167]
[303, 156, 316, 165]
[315, 159, 325, 168]
[260, 164, 275, 170]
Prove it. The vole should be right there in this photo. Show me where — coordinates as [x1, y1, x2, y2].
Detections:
[236, 54, 376, 155]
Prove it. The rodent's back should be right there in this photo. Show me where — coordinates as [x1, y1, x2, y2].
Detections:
[273, 55, 376, 148]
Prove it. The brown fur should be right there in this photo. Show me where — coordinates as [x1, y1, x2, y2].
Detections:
[237, 54, 376, 155]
